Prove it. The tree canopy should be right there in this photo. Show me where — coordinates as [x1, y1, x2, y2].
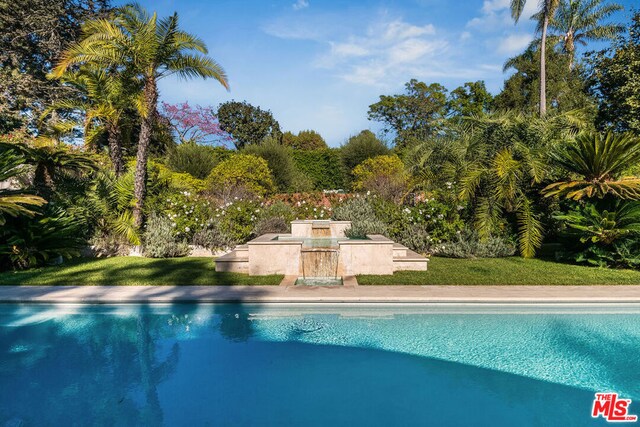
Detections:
[217, 101, 282, 149]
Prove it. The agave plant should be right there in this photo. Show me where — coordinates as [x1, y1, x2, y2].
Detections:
[0, 151, 47, 225]
[543, 132, 640, 200]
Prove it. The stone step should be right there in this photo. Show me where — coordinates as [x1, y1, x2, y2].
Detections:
[393, 243, 408, 258]
[233, 244, 249, 254]
[393, 249, 429, 272]
[215, 250, 249, 273]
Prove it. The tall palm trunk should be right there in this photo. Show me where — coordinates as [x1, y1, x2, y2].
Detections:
[106, 120, 125, 177]
[133, 78, 158, 227]
[34, 163, 54, 200]
[539, 12, 549, 117]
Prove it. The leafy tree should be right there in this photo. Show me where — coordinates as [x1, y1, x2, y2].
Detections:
[0, 0, 111, 131]
[368, 79, 448, 146]
[160, 101, 231, 146]
[340, 130, 389, 173]
[586, 11, 640, 134]
[243, 138, 297, 192]
[447, 81, 493, 118]
[551, 0, 624, 69]
[282, 129, 327, 150]
[54, 4, 229, 226]
[495, 41, 595, 114]
[352, 155, 409, 202]
[206, 154, 275, 198]
[511, 0, 561, 116]
[217, 101, 281, 149]
[543, 131, 640, 200]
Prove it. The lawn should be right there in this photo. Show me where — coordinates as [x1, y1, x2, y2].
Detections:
[0, 257, 283, 286]
[1, 256, 639, 287]
[358, 257, 640, 286]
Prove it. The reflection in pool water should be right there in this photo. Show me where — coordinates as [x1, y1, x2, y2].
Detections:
[1, 304, 638, 426]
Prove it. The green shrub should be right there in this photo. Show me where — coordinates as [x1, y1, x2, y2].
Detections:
[142, 214, 189, 258]
[243, 139, 296, 192]
[554, 201, 640, 268]
[207, 154, 275, 199]
[333, 197, 388, 237]
[0, 207, 85, 270]
[166, 142, 230, 179]
[292, 149, 346, 190]
[191, 222, 234, 251]
[433, 229, 516, 258]
[148, 190, 216, 241]
[152, 161, 208, 193]
[398, 224, 433, 254]
[340, 130, 389, 173]
[352, 154, 409, 201]
[253, 217, 290, 236]
[215, 199, 262, 244]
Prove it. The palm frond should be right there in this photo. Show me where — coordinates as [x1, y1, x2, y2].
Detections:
[516, 198, 543, 257]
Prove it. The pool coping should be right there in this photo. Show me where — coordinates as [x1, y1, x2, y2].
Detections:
[0, 285, 639, 303]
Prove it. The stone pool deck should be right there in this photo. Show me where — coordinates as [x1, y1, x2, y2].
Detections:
[1, 284, 640, 303]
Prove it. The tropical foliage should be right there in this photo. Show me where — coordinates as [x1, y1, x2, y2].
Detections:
[0, 2, 638, 272]
[544, 132, 640, 200]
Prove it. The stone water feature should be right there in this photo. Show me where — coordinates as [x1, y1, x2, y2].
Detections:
[216, 219, 429, 284]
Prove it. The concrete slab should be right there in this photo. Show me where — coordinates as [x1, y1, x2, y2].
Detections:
[0, 285, 639, 304]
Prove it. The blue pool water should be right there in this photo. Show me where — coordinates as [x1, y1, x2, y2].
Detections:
[1, 303, 639, 426]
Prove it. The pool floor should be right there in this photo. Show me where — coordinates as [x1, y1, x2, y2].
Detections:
[1, 303, 638, 426]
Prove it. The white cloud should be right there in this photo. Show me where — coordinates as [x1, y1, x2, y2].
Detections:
[292, 0, 309, 11]
[467, 0, 539, 32]
[310, 18, 448, 86]
[497, 33, 533, 54]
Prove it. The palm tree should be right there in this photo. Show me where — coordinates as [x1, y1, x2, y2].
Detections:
[511, 0, 561, 117]
[0, 150, 46, 225]
[543, 131, 640, 200]
[53, 4, 229, 226]
[47, 66, 140, 176]
[1, 138, 96, 199]
[551, 0, 624, 70]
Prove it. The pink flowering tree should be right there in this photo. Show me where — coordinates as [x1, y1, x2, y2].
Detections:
[160, 101, 232, 147]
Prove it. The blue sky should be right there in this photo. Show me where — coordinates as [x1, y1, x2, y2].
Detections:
[116, 0, 633, 146]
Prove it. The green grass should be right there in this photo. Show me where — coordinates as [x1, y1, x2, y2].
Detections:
[358, 257, 640, 286]
[2, 256, 639, 287]
[0, 257, 283, 286]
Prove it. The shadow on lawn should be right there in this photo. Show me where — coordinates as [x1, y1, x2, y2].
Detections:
[0, 257, 281, 286]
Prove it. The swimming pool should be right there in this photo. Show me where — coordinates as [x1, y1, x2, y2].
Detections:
[1, 303, 638, 426]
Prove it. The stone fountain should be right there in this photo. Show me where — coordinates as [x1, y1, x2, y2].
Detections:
[216, 220, 429, 284]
